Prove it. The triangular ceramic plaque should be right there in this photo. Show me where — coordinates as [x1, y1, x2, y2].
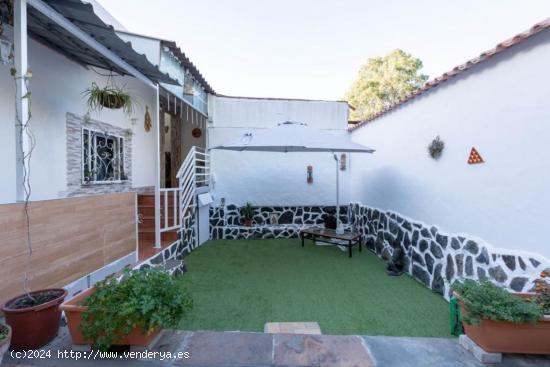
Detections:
[468, 147, 484, 164]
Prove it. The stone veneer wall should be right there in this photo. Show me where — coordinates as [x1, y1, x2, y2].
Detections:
[65, 113, 134, 197]
[208, 202, 549, 299]
[350, 203, 550, 299]
[209, 204, 349, 240]
[137, 210, 198, 276]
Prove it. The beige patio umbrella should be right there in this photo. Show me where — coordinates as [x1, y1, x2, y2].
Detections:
[210, 122, 375, 233]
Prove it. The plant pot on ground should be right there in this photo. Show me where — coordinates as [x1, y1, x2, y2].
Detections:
[60, 267, 193, 351]
[323, 213, 337, 230]
[0, 324, 12, 365]
[453, 278, 550, 354]
[2, 288, 67, 350]
[240, 202, 254, 227]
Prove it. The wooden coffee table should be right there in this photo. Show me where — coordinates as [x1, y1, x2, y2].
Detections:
[300, 228, 362, 258]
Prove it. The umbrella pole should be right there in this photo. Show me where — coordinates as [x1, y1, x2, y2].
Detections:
[334, 153, 343, 234]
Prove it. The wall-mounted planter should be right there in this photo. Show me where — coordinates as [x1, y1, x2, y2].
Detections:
[458, 293, 550, 354]
[59, 288, 161, 347]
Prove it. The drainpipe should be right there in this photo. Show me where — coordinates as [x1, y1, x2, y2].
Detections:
[334, 153, 343, 234]
[154, 84, 161, 248]
[14, 0, 30, 202]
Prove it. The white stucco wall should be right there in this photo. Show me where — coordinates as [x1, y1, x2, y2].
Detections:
[0, 28, 158, 204]
[350, 30, 550, 260]
[208, 96, 354, 206]
[116, 32, 161, 67]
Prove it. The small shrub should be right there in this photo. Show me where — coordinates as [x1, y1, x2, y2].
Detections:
[81, 267, 192, 350]
[452, 280, 543, 325]
[0, 324, 8, 342]
[534, 268, 550, 314]
[240, 203, 254, 221]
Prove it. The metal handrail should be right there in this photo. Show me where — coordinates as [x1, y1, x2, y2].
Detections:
[160, 146, 210, 235]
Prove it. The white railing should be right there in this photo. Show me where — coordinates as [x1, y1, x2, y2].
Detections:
[176, 146, 210, 224]
[159, 187, 180, 233]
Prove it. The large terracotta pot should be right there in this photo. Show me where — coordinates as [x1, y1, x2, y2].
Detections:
[2, 288, 67, 350]
[457, 292, 550, 354]
[0, 325, 12, 365]
[59, 288, 160, 347]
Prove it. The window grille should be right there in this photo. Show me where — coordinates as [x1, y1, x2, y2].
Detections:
[82, 128, 126, 184]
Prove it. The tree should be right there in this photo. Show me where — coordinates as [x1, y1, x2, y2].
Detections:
[345, 49, 428, 120]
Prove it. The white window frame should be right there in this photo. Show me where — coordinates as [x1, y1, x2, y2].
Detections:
[81, 127, 126, 185]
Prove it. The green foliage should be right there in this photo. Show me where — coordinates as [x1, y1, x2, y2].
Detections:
[81, 267, 193, 350]
[344, 49, 428, 120]
[533, 268, 550, 313]
[83, 82, 137, 116]
[241, 202, 254, 220]
[0, 324, 8, 342]
[452, 280, 543, 326]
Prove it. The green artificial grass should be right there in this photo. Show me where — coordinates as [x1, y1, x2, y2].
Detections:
[178, 239, 451, 337]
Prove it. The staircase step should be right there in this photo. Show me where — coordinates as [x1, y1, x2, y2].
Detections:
[139, 230, 178, 242]
[138, 193, 179, 206]
[139, 217, 177, 229]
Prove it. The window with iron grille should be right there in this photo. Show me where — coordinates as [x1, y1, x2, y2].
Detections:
[82, 128, 126, 184]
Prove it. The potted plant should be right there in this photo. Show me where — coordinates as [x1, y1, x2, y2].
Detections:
[240, 202, 254, 227]
[3, 60, 68, 351]
[60, 267, 192, 350]
[2, 288, 67, 349]
[83, 81, 137, 116]
[0, 323, 12, 365]
[453, 273, 550, 354]
[323, 209, 337, 230]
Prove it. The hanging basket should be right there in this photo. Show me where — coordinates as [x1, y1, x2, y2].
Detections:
[99, 92, 126, 110]
[83, 82, 137, 116]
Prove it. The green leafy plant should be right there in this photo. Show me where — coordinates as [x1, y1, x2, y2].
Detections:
[533, 268, 550, 314]
[0, 324, 8, 342]
[240, 202, 254, 221]
[83, 82, 137, 116]
[453, 280, 543, 326]
[80, 267, 192, 350]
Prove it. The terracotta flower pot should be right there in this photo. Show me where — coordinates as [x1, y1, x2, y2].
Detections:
[0, 325, 12, 365]
[2, 288, 67, 350]
[457, 292, 550, 354]
[59, 288, 160, 347]
[243, 218, 253, 227]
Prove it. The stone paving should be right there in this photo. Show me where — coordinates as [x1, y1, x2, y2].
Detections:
[264, 322, 322, 335]
[3, 328, 550, 366]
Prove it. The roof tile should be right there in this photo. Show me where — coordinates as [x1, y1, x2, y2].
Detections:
[349, 18, 550, 131]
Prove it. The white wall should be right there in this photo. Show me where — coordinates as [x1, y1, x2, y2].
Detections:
[350, 31, 550, 260]
[117, 32, 161, 67]
[0, 28, 158, 203]
[209, 96, 352, 206]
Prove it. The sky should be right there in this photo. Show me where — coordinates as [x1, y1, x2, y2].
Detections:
[96, 0, 550, 101]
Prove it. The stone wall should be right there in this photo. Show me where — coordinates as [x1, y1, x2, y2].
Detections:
[350, 203, 549, 299]
[137, 210, 198, 276]
[65, 113, 133, 197]
[210, 204, 349, 240]
[207, 202, 549, 299]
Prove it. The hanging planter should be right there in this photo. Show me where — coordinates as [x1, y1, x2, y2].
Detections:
[83, 81, 137, 116]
